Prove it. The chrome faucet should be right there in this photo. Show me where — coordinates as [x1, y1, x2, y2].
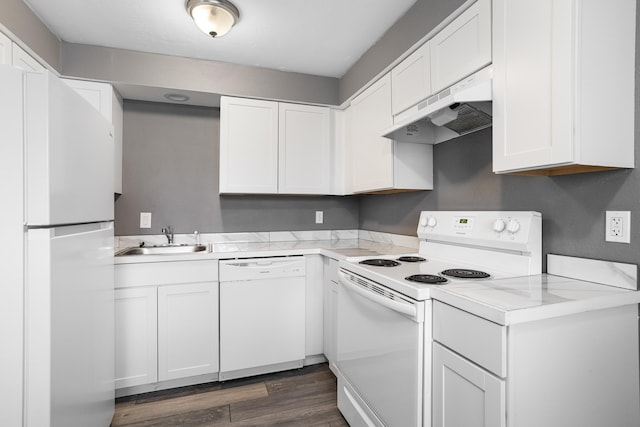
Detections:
[161, 226, 174, 245]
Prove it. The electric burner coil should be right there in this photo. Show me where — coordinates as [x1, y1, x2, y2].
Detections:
[397, 256, 426, 263]
[405, 274, 448, 284]
[440, 269, 490, 279]
[359, 259, 401, 267]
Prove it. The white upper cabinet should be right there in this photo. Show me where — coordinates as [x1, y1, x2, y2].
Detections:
[391, 41, 431, 116]
[0, 32, 11, 65]
[219, 97, 279, 194]
[278, 102, 331, 194]
[349, 73, 433, 194]
[0, 32, 45, 71]
[62, 78, 124, 193]
[492, 0, 636, 175]
[430, 0, 492, 94]
[350, 74, 395, 192]
[12, 43, 45, 71]
[220, 96, 331, 195]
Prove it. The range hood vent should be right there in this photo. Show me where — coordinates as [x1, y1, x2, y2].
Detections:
[382, 66, 492, 144]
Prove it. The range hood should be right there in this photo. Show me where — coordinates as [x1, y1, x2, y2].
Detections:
[382, 66, 492, 144]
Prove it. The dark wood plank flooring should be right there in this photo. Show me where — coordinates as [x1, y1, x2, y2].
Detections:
[111, 363, 348, 427]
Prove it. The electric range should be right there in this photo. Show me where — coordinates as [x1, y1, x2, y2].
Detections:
[335, 211, 542, 427]
[340, 211, 543, 300]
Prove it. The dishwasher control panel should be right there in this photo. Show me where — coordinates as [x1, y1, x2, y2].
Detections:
[218, 256, 305, 281]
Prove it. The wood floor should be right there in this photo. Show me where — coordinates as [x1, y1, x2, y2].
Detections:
[111, 364, 349, 427]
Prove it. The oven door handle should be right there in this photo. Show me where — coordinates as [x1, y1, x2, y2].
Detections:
[339, 271, 417, 318]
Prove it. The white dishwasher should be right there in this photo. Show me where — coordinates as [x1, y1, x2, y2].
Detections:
[219, 256, 306, 381]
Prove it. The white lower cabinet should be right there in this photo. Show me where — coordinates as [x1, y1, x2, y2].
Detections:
[114, 287, 158, 389]
[305, 255, 324, 359]
[114, 260, 219, 394]
[432, 301, 640, 427]
[157, 282, 219, 381]
[433, 342, 505, 427]
[322, 257, 339, 373]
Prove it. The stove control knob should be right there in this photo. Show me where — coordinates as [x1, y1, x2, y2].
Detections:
[426, 216, 437, 228]
[506, 219, 521, 234]
[492, 219, 506, 232]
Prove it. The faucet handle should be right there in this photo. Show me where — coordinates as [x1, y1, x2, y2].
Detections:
[194, 230, 201, 245]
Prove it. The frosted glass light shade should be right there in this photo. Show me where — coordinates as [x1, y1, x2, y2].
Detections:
[187, 0, 239, 38]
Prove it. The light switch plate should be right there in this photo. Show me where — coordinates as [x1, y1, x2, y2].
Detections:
[605, 211, 630, 243]
[140, 212, 152, 228]
[315, 211, 324, 224]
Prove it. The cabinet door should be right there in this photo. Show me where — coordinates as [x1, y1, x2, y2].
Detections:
[350, 73, 394, 193]
[322, 258, 339, 374]
[278, 103, 331, 194]
[12, 43, 45, 71]
[305, 255, 324, 356]
[433, 342, 505, 427]
[157, 282, 219, 381]
[492, 0, 574, 173]
[0, 32, 11, 65]
[391, 41, 431, 115]
[62, 79, 124, 193]
[219, 97, 278, 193]
[430, 0, 491, 93]
[115, 287, 158, 389]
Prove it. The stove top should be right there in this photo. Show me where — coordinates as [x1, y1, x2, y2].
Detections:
[339, 211, 542, 301]
[341, 253, 510, 300]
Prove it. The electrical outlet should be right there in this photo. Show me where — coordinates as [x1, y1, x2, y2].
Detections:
[140, 212, 152, 228]
[605, 211, 630, 243]
[315, 211, 324, 224]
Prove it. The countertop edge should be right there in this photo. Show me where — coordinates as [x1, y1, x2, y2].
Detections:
[432, 277, 640, 326]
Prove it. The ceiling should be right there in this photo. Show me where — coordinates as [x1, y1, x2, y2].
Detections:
[23, 0, 418, 79]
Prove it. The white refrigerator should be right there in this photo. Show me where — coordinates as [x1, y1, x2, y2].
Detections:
[0, 66, 115, 427]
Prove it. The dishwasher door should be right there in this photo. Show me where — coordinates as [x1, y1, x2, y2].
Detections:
[219, 256, 306, 380]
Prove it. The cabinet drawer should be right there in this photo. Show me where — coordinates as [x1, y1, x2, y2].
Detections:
[433, 301, 506, 377]
[116, 260, 219, 288]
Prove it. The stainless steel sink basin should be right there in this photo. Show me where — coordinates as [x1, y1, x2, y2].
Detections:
[116, 244, 210, 256]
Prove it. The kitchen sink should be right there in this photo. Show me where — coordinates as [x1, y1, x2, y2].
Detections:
[116, 244, 210, 256]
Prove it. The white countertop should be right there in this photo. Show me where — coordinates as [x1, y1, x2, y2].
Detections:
[432, 274, 640, 326]
[114, 239, 416, 264]
[115, 241, 640, 327]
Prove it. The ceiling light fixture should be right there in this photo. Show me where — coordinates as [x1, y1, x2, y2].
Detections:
[164, 93, 191, 102]
[186, 0, 240, 38]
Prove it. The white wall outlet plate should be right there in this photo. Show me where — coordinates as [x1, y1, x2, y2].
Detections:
[315, 211, 324, 224]
[140, 212, 152, 228]
[605, 211, 630, 243]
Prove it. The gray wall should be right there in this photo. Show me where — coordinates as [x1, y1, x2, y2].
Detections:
[359, 127, 640, 268]
[61, 43, 339, 106]
[114, 100, 358, 236]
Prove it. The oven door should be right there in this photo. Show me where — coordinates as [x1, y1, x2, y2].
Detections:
[337, 269, 425, 427]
